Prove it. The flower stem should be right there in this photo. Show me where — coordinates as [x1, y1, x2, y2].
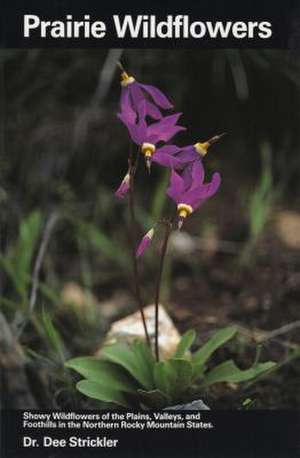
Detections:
[128, 145, 151, 348]
[154, 221, 172, 361]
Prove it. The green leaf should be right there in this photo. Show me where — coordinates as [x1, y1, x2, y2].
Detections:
[42, 310, 65, 363]
[138, 389, 170, 409]
[77, 222, 128, 268]
[0, 255, 27, 302]
[192, 326, 237, 378]
[15, 211, 42, 284]
[200, 359, 276, 388]
[101, 341, 154, 391]
[76, 380, 129, 407]
[174, 329, 196, 358]
[39, 282, 60, 304]
[65, 357, 137, 394]
[154, 358, 193, 399]
[131, 340, 155, 385]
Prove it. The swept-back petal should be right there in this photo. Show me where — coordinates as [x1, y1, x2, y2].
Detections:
[189, 160, 205, 190]
[144, 100, 163, 120]
[147, 113, 185, 143]
[153, 151, 185, 169]
[120, 88, 136, 124]
[118, 112, 145, 145]
[153, 145, 192, 170]
[130, 83, 145, 107]
[184, 172, 221, 209]
[167, 169, 185, 203]
[139, 83, 174, 109]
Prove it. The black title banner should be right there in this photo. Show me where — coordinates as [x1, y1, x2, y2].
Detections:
[1, 410, 299, 457]
[1, 0, 300, 48]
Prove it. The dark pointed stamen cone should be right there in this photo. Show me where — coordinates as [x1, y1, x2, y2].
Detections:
[207, 132, 227, 146]
[146, 157, 152, 174]
[178, 217, 184, 230]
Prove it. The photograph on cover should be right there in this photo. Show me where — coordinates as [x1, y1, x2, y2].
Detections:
[1, 49, 300, 411]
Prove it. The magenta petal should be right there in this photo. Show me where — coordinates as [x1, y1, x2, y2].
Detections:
[130, 83, 145, 108]
[147, 113, 182, 136]
[118, 100, 148, 145]
[177, 146, 199, 164]
[120, 88, 136, 124]
[189, 160, 205, 190]
[200, 172, 221, 198]
[140, 83, 173, 109]
[155, 145, 181, 155]
[117, 113, 143, 145]
[167, 169, 185, 204]
[147, 113, 185, 143]
[136, 228, 154, 258]
[153, 151, 184, 169]
[158, 124, 186, 143]
[153, 145, 186, 169]
[144, 100, 163, 120]
[184, 172, 221, 209]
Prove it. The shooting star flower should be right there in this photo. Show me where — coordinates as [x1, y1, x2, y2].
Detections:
[120, 70, 173, 122]
[152, 133, 226, 171]
[114, 172, 130, 199]
[118, 101, 185, 171]
[136, 228, 155, 258]
[167, 161, 221, 229]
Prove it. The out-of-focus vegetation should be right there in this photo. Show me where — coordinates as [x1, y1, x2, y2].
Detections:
[0, 49, 300, 409]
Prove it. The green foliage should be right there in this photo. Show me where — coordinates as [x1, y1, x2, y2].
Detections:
[200, 360, 275, 388]
[65, 357, 137, 393]
[76, 220, 129, 269]
[42, 309, 65, 364]
[192, 326, 237, 379]
[76, 380, 130, 407]
[241, 142, 277, 263]
[0, 211, 42, 304]
[248, 142, 274, 240]
[173, 329, 196, 358]
[66, 326, 276, 409]
[154, 358, 193, 400]
[101, 341, 155, 390]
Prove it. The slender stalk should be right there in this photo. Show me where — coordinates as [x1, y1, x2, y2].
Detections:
[154, 221, 172, 361]
[128, 145, 151, 348]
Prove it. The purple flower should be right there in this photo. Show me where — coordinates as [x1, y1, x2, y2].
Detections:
[119, 102, 185, 146]
[120, 71, 173, 122]
[136, 228, 155, 258]
[118, 101, 185, 170]
[114, 172, 130, 199]
[167, 161, 221, 228]
[152, 134, 226, 171]
[152, 144, 198, 170]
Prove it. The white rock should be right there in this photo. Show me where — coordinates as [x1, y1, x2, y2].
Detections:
[100, 304, 181, 360]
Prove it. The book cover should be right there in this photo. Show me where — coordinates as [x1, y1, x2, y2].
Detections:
[1, 1, 299, 457]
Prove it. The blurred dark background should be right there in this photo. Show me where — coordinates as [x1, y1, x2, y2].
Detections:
[0, 49, 300, 409]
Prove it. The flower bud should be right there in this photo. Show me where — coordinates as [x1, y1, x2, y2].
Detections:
[136, 228, 155, 258]
[114, 173, 130, 199]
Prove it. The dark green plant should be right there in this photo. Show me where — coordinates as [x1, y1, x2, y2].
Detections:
[66, 327, 275, 409]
